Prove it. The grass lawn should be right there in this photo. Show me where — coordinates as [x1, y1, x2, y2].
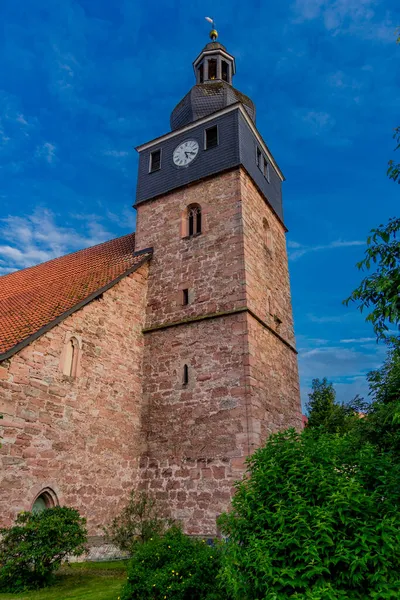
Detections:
[0, 561, 128, 600]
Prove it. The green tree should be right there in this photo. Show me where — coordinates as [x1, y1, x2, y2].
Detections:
[368, 340, 400, 404]
[218, 429, 400, 600]
[0, 507, 87, 592]
[387, 126, 400, 183]
[345, 32, 399, 341]
[353, 341, 400, 457]
[306, 378, 365, 434]
[103, 490, 173, 553]
[388, 31, 399, 182]
[121, 527, 227, 600]
[344, 217, 400, 340]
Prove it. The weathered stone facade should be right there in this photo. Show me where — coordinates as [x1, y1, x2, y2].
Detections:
[0, 265, 148, 533]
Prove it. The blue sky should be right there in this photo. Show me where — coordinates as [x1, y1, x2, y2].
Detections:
[0, 0, 398, 407]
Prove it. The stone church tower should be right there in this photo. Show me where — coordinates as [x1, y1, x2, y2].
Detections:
[134, 32, 301, 534]
[0, 30, 301, 540]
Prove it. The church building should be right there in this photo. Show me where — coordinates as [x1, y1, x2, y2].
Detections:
[0, 29, 302, 539]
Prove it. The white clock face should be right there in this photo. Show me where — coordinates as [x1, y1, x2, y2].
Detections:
[173, 140, 199, 167]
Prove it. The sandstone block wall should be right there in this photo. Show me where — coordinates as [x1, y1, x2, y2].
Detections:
[135, 168, 301, 534]
[0, 264, 148, 534]
[240, 169, 295, 347]
[240, 170, 302, 444]
[134, 170, 246, 328]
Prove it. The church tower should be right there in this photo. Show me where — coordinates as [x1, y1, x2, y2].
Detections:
[134, 27, 301, 535]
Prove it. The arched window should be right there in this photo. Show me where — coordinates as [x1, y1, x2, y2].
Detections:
[263, 218, 273, 252]
[182, 204, 202, 238]
[60, 336, 81, 377]
[32, 488, 58, 513]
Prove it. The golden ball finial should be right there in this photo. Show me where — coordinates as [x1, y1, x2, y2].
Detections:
[210, 28, 218, 41]
[205, 17, 218, 41]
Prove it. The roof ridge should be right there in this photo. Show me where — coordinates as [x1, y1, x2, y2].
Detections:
[0, 232, 136, 281]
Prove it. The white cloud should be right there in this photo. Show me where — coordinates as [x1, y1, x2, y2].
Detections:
[288, 239, 365, 260]
[103, 150, 129, 158]
[35, 142, 57, 164]
[340, 337, 376, 344]
[307, 312, 354, 324]
[292, 0, 395, 42]
[298, 340, 386, 405]
[0, 209, 111, 271]
[301, 110, 335, 135]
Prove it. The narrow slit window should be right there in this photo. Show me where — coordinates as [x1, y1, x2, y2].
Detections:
[208, 59, 217, 80]
[205, 126, 218, 150]
[222, 61, 229, 82]
[183, 364, 189, 386]
[263, 217, 273, 252]
[188, 210, 194, 236]
[199, 63, 204, 83]
[182, 289, 189, 305]
[149, 149, 161, 172]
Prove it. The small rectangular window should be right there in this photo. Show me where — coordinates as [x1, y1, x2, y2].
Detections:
[205, 125, 218, 150]
[182, 289, 189, 305]
[208, 59, 217, 80]
[256, 147, 262, 169]
[263, 158, 270, 182]
[149, 149, 161, 172]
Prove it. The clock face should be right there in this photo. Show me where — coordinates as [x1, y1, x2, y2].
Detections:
[173, 140, 199, 167]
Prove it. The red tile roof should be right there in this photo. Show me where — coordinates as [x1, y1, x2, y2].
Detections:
[0, 233, 152, 359]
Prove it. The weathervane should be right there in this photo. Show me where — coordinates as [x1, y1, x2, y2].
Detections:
[205, 16, 218, 41]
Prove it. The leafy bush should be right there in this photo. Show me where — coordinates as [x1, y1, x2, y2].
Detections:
[0, 506, 87, 592]
[104, 490, 173, 553]
[218, 429, 400, 600]
[120, 526, 228, 600]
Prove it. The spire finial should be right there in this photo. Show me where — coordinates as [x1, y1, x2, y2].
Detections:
[205, 16, 218, 41]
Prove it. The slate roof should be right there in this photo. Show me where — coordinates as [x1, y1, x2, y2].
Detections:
[0, 233, 152, 360]
[170, 82, 256, 131]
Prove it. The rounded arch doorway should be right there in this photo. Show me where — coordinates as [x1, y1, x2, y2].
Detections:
[31, 488, 58, 514]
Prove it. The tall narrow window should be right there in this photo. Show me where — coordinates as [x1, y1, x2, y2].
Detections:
[205, 125, 218, 149]
[221, 61, 229, 82]
[267, 292, 273, 315]
[149, 149, 161, 172]
[183, 364, 189, 386]
[256, 147, 262, 169]
[187, 204, 202, 237]
[263, 218, 273, 252]
[61, 336, 80, 377]
[199, 63, 204, 83]
[182, 289, 189, 305]
[263, 158, 270, 182]
[208, 59, 217, 80]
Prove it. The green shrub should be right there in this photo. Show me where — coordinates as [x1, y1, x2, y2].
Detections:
[104, 490, 173, 553]
[120, 526, 228, 600]
[0, 506, 87, 592]
[218, 429, 400, 600]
